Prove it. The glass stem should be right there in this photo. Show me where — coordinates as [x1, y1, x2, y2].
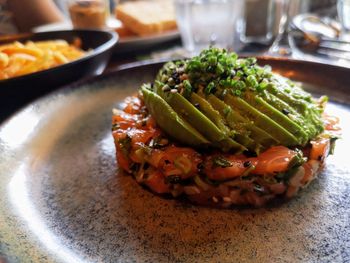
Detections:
[268, 0, 292, 56]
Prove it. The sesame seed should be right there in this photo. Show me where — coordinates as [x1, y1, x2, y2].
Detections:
[162, 85, 170, 92]
[223, 197, 232, 203]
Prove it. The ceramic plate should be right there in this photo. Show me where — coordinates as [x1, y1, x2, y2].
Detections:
[0, 59, 349, 263]
[0, 30, 117, 122]
[33, 21, 180, 54]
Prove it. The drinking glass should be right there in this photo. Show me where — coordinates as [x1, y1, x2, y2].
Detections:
[67, 0, 109, 29]
[175, 0, 244, 55]
[337, 0, 350, 40]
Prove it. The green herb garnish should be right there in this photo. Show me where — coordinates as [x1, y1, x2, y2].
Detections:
[212, 156, 233, 168]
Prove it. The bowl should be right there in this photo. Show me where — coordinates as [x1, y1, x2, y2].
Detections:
[0, 29, 118, 122]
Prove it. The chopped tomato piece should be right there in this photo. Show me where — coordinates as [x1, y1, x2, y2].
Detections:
[144, 170, 170, 194]
[157, 146, 202, 179]
[145, 149, 166, 167]
[146, 116, 157, 129]
[112, 111, 138, 130]
[323, 114, 341, 131]
[128, 128, 159, 146]
[301, 162, 312, 185]
[310, 137, 330, 161]
[123, 96, 143, 114]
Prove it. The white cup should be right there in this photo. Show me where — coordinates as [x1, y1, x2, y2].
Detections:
[175, 0, 244, 55]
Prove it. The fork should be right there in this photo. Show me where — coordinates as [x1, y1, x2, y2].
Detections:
[290, 16, 350, 61]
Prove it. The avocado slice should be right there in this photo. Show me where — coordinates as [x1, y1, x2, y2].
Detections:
[267, 76, 324, 135]
[189, 92, 248, 152]
[190, 92, 231, 135]
[155, 84, 246, 152]
[224, 94, 300, 146]
[242, 91, 308, 145]
[260, 91, 318, 139]
[141, 85, 209, 147]
[206, 94, 278, 151]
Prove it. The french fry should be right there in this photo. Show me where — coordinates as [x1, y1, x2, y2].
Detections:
[0, 52, 9, 68]
[0, 39, 86, 80]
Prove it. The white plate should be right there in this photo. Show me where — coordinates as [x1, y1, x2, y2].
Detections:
[33, 20, 180, 53]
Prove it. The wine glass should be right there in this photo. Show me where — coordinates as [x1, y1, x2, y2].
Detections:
[268, 0, 292, 56]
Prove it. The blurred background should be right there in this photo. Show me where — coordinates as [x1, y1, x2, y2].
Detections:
[2, 0, 349, 99]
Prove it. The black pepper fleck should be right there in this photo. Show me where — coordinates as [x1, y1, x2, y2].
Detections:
[282, 108, 290, 115]
[243, 161, 252, 167]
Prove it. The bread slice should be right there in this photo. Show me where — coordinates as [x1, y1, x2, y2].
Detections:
[115, 0, 177, 36]
[114, 22, 137, 38]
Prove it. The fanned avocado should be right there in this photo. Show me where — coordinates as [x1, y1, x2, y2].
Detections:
[141, 85, 209, 146]
[143, 47, 325, 153]
[155, 83, 246, 152]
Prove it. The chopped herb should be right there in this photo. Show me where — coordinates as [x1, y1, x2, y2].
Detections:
[215, 63, 225, 75]
[174, 156, 192, 174]
[118, 135, 131, 156]
[165, 175, 182, 184]
[208, 55, 217, 65]
[233, 80, 246, 90]
[288, 149, 306, 169]
[223, 107, 230, 116]
[204, 82, 215, 94]
[247, 75, 259, 89]
[112, 123, 120, 131]
[253, 183, 265, 194]
[233, 89, 242, 96]
[329, 136, 338, 155]
[183, 79, 192, 97]
[257, 80, 268, 91]
[241, 164, 256, 176]
[149, 136, 169, 148]
[212, 156, 233, 168]
[236, 70, 244, 77]
[276, 166, 300, 182]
